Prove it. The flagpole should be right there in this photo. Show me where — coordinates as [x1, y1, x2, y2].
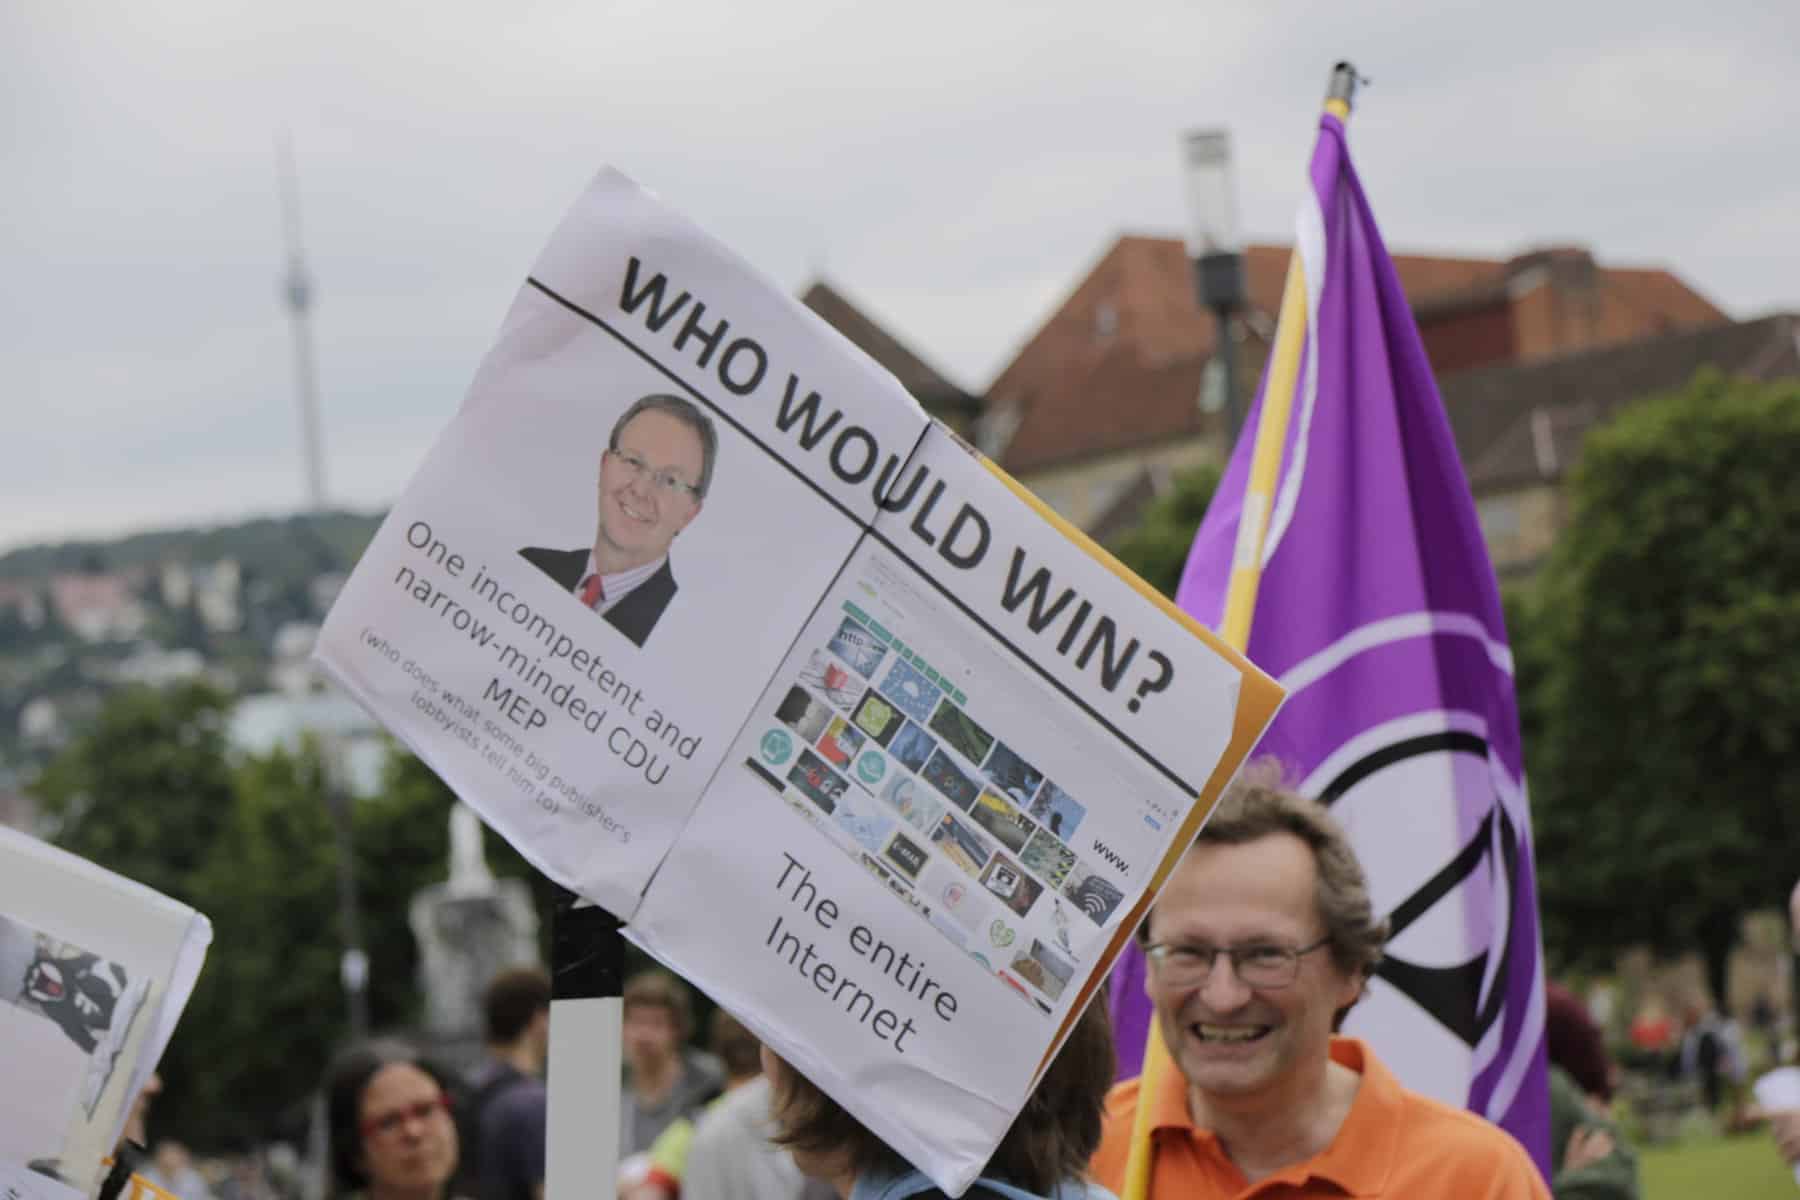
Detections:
[1216, 249, 1308, 650]
[1118, 62, 1358, 1200]
[1222, 59, 1355, 643]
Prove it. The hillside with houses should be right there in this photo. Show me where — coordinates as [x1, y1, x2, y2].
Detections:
[0, 511, 384, 811]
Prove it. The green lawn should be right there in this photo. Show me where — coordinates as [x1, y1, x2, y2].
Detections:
[1641, 1132, 1795, 1198]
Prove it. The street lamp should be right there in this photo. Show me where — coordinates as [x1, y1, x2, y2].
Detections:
[1181, 128, 1247, 444]
[316, 738, 369, 1041]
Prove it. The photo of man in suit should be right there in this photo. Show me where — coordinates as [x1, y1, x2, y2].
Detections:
[519, 393, 717, 648]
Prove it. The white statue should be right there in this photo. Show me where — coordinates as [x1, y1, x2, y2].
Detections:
[410, 802, 540, 1044]
[447, 803, 494, 895]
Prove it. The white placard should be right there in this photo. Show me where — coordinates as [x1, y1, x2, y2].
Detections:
[0, 828, 211, 1196]
[0, 1160, 85, 1200]
[314, 167, 1283, 1194]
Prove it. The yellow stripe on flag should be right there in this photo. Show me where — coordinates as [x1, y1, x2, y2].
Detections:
[1117, 145, 1319, 1200]
[1218, 252, 1309, 651]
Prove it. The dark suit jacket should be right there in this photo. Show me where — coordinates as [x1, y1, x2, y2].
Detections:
[517, 546, 677, 649]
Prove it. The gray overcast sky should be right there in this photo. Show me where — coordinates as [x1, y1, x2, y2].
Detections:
[6, 1, 1796, 555]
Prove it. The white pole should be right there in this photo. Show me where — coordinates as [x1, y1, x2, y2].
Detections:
[546, 892, 624, 1200]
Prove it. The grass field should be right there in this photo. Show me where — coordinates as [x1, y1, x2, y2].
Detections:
[1641, 1132, 1795, 1198]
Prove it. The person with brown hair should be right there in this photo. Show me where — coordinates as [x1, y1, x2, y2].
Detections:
[620, 970, 724, 1159]
[1543, 982, 1638, 1200]
[325, 1041, 464, 1200]
[460, 966, 551, 1200]
[1091, 760, 1547, 1198]
[762, 991, 1117, 1199]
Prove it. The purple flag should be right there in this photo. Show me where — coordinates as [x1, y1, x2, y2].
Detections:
[1112, 111, 1551, 1175]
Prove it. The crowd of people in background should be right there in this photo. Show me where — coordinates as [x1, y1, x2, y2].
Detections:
[115, 786, 1800, 1200]
[118, 1072, 300, 1200]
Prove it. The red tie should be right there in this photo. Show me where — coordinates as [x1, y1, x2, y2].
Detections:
[578, 573, 605, 609]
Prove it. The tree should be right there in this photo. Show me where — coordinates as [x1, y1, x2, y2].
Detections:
[32, 682, 237, 903]
[32, 684, 249, 1141]
[1107, 463, 1223, 599]
[178, 744, 346, 1143]
[173, 741, 577, 1143]
[1525, 371, 1800, 999]
[29, 686, 469, 1146]
[175, 743, 467, 1144]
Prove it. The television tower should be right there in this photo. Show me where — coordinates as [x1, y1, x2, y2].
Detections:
[277, 130, 326, 512]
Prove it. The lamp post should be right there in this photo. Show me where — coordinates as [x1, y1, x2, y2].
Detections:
[317, 739, 369, 1041]
[1181, 128, 1247, 446]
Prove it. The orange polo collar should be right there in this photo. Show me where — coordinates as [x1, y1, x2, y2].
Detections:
[1144, 1036, 1403, 1196]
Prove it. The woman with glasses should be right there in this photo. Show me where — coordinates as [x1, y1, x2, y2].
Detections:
[325, 1041, 463, 1200]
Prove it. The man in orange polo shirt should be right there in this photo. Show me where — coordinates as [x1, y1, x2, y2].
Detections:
[1092, 765, 1548, 1198]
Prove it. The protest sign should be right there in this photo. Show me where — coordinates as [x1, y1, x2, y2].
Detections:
[0, 828, 211, 1196]
[314, 168, 1283, 1193]
[628, 429, 1277, 1188]
[0, 1162, 84, 1200]
[315, 170, 927, 916]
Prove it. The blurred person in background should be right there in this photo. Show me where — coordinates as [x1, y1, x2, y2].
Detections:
[216, 1149, 276, 1200]
[1676, 999, 1744, 1115]
[764, 993, 1117, 1200]
[326, 1041, 463, 1200]
[682, 1007, 817, 1200]
[1750, 992, 1778, 1066]
[263, 1142, 303, 1200]
[619, 971, 723, 1161]
[457, 966, 551, 1200]
[1624, 996, 1674, 1071]
[1755, 878, 1800, 1171]
[623, 1007, 812, 1200]
[1543, 981, 1638, 1200]
[143, 1139, 214, 1200]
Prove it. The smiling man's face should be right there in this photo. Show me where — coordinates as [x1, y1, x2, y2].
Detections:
[594, 408, 705, 572]
[1146, 833, 1363, 1105]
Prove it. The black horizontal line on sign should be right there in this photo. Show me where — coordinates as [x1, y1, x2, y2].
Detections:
[524, 276, 1203, 801]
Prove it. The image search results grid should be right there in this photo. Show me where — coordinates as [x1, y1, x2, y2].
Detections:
[748, 604, 1125, 1016]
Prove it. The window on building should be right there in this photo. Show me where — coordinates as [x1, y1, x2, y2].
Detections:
[975, 398, 1024, 460]
[1476, 494, 1521, 543]
[1094, 301, 1119, 339]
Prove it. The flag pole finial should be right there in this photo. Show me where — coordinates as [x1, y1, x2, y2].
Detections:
[1327, 61, 1363, 114]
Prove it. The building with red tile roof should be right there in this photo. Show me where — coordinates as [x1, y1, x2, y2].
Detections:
[801, 279, 980, 433]
[981, 235, 1726, 532]
[1450, 312, 1799, 575]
